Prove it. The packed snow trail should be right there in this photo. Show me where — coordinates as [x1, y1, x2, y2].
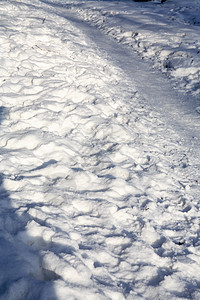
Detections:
[67, 0, 200, 99]
[42, 2, 200, 156]
[0, 1, 200, 299]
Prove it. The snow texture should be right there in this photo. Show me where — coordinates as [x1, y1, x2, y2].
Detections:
[0, 0, 200, 299]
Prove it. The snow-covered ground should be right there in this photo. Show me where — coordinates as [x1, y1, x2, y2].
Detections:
[70, 0, 200, 97]
[0, 0, 200, 299]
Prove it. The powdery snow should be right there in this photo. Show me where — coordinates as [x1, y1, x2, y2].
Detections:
[0, 0, 200, 299]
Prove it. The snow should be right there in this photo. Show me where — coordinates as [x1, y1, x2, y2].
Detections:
[70, 0, 200, 97]
[0, 0, 200, 299]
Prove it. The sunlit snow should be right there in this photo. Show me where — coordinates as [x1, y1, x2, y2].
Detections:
[0, 0, 200, 299]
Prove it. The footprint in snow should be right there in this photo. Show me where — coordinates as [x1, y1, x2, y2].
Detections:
[196, 106, 200, 114]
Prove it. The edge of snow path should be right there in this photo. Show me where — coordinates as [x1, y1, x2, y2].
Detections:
[35, 0, 200, 159]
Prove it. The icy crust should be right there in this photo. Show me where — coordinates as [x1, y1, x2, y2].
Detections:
[69, 0, 200, 98]
[0, 1, 200, 300]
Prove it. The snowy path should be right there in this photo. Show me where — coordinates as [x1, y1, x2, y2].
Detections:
[69, 0, 200, 99]
[50, 4, 200, 155]
[0, 1, 200, 299]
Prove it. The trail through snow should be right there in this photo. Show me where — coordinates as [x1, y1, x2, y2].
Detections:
[0, 1, 200, 299]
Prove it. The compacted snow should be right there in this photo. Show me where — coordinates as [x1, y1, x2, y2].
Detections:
[70, 0, 200, 98]
[0, 0, 200, 299]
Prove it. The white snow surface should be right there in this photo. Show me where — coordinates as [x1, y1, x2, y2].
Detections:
[0, 0, 200, 299]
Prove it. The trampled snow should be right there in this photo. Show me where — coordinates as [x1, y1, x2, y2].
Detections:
[0, 0, 200, 299]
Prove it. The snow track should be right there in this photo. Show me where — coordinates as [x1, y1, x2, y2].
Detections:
[0, 1, 200, 299]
